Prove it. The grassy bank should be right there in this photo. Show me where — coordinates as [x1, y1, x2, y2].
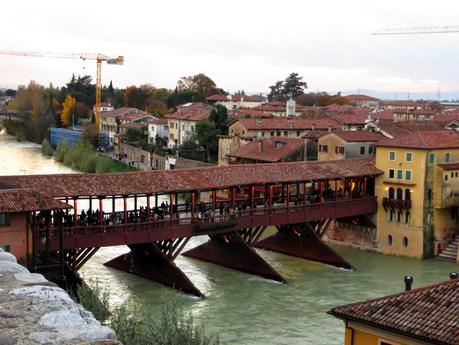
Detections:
[42, 140, 138, 173]
[2, 119, 28, 141]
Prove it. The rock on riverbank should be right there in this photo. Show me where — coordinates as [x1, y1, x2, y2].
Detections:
[0, 249, 120, 345]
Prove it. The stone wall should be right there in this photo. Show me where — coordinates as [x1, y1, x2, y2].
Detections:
[0, 248, 120, 345]
[323, 220, 381, 252]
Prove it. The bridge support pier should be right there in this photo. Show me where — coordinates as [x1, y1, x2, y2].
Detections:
[104, 238, 204, 298]
[183, 227, 286, 283]
[254, 221, 353, 270]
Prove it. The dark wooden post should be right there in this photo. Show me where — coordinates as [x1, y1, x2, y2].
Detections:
[191, 191, 196, 219]
[286, 184, 290, 211]
[363, 177, 367, 197]
[99, 197, 104, 231]
[303, 181, 307, 208]
[335, 180, 338, 200]
[65, 197, 69, 217]
[296, 182, 300, 204]
[319, 181, 323, 203]
[251, 185, 255, 215]
[212, 190, 216, 211]
[155, 193, 158, 208]
[89, 196, 92, 211]
[169, 193, 173, 224]
[146, 194, 151, 221]
[230, 187, 235, 209]
[268, 184, 273, 213]
[73, 197, 78, 226]
[123, 196, 127, 232]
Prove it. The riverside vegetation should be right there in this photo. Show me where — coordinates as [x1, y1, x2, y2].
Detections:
[76, 280, 220, 345]
[41, 139, 138, 173]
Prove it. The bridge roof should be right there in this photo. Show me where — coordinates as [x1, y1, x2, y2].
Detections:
[0, 158, 382, 198]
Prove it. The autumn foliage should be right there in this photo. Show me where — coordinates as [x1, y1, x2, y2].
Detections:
[61, 95, 76, 126]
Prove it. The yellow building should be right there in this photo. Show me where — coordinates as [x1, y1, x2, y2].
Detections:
[375, 130, 459, 259]
[329, 277, 459, 345]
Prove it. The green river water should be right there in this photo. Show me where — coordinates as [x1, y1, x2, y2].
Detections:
[1, 130, 457, 345]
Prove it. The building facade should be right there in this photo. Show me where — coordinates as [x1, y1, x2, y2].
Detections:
[318, 131, 382, 161]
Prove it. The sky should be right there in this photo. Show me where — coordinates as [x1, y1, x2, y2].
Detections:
[2, 0, 459, 97]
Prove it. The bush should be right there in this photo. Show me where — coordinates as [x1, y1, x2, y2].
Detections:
[55, 142, 70, 162]
[75, 279, 111, 324]
[41, 138, 54, 156]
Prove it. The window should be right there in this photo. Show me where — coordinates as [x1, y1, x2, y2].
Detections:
[387, 235, 393, 246]
[0, 213, 11, 227]
[270, 131, 275, 136]
[388, 187, 395, 199]
[388, 169, 395, 179]
[335, 146, 344, 155]
[405, 152, 412, 162]
[445, 153, 450, 162]
[405, 189, 411, 201]
[445, 174, 448, 181]
[319, 144, 328, 153]
[276, 131, 281, 136]
[296, 131, 301, 137]
[368, 145, 375, 154]
[261, 132, 265, 137]
[405, 212, 410, 224]
[456, 172, 458, 178]
[169, 133, 174, 139]
[397, 211, 402, 222]
[403, 237, 408, 247]
[283, 131, 288, 137]
[396, 169, 403, 180]
[389, 151, 396, 161]
[396, 188, 403, 200]
[405, 170, 412, 181]
[360, 146, 365, 155]
[389, 210, 394, 222]
[452, 172, 454, 178]
[429, 153, 435, 164]
[0, 245, 10, 253]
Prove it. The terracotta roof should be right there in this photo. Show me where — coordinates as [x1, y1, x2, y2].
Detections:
[381, 100, 429, 108]
[100, 107, 147, 119]
[329, 278, 459, 345]
[371, 110, 395, 120]
[438, 162, 459, 171]
[0, 188, 70, 213]
[236, 117, 338, 130]
[206, 94, 262, 102]
[0, 159, 382, 198]
[377, 130, 459, 149]
[344, 94, 380, 101]
[166, 103, 214, 121]
[324, 131, 383, 142]
[228, 137, 305, 163]
[232, 109, 271, 117]
[148, 118, 168, 126]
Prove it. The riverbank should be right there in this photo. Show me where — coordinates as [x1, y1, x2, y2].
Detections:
[43, 140, 138, 173]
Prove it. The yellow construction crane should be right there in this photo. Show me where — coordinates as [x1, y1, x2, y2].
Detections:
[0, 50, 124, 130]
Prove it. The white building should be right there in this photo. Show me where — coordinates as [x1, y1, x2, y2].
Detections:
[148, 118, 169, 145]
[206, 94, 263, 110]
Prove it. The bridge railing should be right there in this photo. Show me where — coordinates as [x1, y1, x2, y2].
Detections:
[37, 196, 376, 241]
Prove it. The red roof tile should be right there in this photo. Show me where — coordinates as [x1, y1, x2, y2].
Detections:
[236, 117, 338, 130]
[166, 103, 214, 121]
[371, 110, 395, 120]
[100, 107, 147, 119]
[325, 131, 384, 142]
[206, 94, 263, 102]
[228, 137, 305, 163]
[344, 94, 380, 101]
[0, 188, 70, 213]
[0, 159, 382, 198]
[329, 279, 459, 345]
[438, 162, 459, 171]
[377, 130, 459, 149]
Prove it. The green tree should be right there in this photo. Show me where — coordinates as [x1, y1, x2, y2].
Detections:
[167, 89, 204, 108]
[193, 120, 217, 162]
[209, 104, 228, 135]
[177, 73, 223, 99]
[268, 73, 308, 101]
[60, 74, 96, 106]
[124, 85, 149, 109]
[267, 80, 284, 101]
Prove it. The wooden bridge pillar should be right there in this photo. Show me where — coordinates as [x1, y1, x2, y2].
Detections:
[183, 228, 286, 283]
[104, 239, 203, 297]
[254, 222, 353, 270]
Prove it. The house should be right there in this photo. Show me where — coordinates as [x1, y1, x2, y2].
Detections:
[393, 109, 437, 122]
[381, 100, 430, 111]
[206, 94, 264, 110]
[92, 102, 114, 114]
[0, 186, 69, 260]
[100, 107, 153, 147]
[318, 131, 383, 161]
[147, 118, 169, 145]
[217, 135, 253, 166]
[0, 95, 14, 107]
[329, 276, 459, 345]
[227, 137, 306, 164]
[374, 130, 459, 259]
[344, 94, 380, 108]
[166, 102, 214, 148]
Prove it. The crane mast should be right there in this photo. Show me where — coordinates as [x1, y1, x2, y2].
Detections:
[0, 50, 124, 130]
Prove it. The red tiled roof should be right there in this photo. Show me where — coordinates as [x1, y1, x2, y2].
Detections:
[166, 103, 214, 121]
[377, 130, 459, 149]
[148, 118, 168, 126]
[381, 100, 428, 107]
[438, 162, 459, 171]
[324, 130, 383, 142]
[100, 107, 147, 119]
[329, 279, 459, 345]
[0, 188, 70, 213]
[344, 94, 380, 101]
[0, 159, 382, 198]
[232, 109, 271, 117]
[228, 137, 305, 163]
[236, 117, 338, 130]
[371, 110, 395, 120]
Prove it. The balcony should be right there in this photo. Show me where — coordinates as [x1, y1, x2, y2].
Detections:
[382, 197, 412, 209]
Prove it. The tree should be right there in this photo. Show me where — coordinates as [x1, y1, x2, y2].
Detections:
[167, 90, 204, 108]
[61, 95, 76, 126]
[267, 73, 308, 101]
[209, 104, 228, 135]
[176, 73, 223, 99]
[124, 86, 149, 109]
[60, 74, 96, 106]
[193, 120, 217, 162]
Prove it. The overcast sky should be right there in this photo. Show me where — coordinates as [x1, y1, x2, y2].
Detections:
[2, 0, 459, 95]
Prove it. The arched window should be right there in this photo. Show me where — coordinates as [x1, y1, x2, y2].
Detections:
[405, 189, 411, 201]
[388, 187, 395, 199]
[387, 235, 393, 246]
[396, 188, 403, 200]
[403, 237, 408, 247]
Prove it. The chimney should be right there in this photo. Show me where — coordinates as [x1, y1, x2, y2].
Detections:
[450, 272, 459, 280]
[404, 276, 413, 291]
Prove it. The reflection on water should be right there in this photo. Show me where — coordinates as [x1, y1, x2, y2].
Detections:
[1, 130, 457, 345]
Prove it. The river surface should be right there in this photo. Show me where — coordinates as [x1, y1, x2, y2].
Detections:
[1, 130, 458, 345]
